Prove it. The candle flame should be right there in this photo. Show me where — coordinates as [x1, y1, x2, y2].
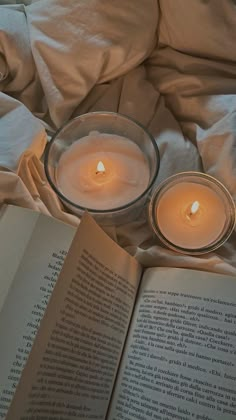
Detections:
[96, 161, 105, 173]
[190, 201, 200, 215]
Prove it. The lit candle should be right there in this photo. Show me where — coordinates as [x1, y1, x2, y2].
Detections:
[149, 173, 235, 253]
[56, 132, 150, 210]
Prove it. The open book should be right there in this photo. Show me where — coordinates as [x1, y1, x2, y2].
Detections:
[1, 205, 236, 420]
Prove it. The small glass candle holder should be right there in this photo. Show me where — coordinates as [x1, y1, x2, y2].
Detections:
[45, 112, 160, 225]
[149, 172, 235, 255]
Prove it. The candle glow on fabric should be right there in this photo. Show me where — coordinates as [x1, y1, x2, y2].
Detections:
[56, 132, 150, 210]
[156, 182, 227, 249]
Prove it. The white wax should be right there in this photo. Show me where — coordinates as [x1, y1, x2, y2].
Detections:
[156, 182, 227, 249]
[56, 132, 150, 210]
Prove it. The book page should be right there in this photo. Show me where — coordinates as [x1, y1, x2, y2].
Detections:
[109, 267, 236, 420]
[0, 206, 75, 419]
[0, 205, 39, 311]
[6, 213, 142, 420]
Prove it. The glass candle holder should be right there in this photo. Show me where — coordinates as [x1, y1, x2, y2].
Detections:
[45, 112, 160, 225]
[149, 172, 235, 255]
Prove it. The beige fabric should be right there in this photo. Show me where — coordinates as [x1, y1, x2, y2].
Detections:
[26, 0, 158, 128]
[159, 0, 236, 62]
[0, 94, 46, 170]
[0, 151, 80, 225]
[0, 0, 236, 276]
[0, 5, 42, 115]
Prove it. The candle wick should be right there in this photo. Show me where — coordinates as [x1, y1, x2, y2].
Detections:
[188, 209, 196, 219]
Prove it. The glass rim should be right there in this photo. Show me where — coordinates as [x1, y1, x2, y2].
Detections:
[148, 171, 236, 255]
[44, 111, 160, 214]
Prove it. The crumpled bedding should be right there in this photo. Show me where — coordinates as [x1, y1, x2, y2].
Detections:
[0, 0, 236, 275]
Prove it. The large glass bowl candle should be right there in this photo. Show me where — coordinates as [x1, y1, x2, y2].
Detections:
[45, 112, 160, 225]
[149, 172, 235, 255]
